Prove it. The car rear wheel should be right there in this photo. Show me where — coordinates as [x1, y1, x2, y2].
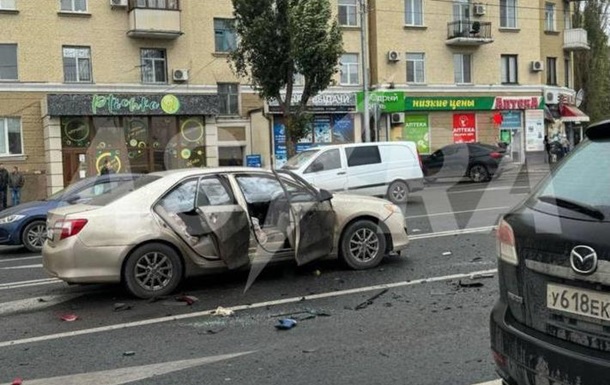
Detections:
[468, 164, 490, 183]
[387, 180, 409, 204]
[22, 220, 47, 253]
[339, 220, 386, 270]
[123, 243, 183, 299]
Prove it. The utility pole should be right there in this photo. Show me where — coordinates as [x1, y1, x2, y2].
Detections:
[359, 0, 370, 142]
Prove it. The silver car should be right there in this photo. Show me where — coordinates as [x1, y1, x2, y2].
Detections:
[43, 167, 409, 298]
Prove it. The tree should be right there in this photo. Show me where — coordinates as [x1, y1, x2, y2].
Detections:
[230, 0, 343, 157]
[573, 0, 610, 123]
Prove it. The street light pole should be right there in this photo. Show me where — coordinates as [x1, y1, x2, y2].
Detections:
[360, 0, 370, 142]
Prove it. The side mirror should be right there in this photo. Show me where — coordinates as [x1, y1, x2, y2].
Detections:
[318, 189, 333, 202]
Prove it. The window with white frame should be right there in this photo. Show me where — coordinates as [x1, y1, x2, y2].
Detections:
[63, 46, 92, 83]
[218, 83, 239, 115]
[0, 0, 16, 10]
[546, 57, 557, 85]
[501, 55, 518, 84]
[405, 0, 423, 26]
[214, 18, 236, 53]
[500, 0, 517, 28]
[406, 53, 425, 84]
[338, 0, 358, 27]
[60, 0, 87, 12]
[0, 117, 23, 155]
[340, 54, 359, 85]
[545, 3, 556, 31]
[0, 44, 17, 80]
[453, 53, 472, 84]
[134, 0, 179, 9]
[140, 49, 167, 84]
[563, 4, 571, 29]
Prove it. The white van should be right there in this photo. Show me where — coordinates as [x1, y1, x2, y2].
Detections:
[281, 142, 424, 204]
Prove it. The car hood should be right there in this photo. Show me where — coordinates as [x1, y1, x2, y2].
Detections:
[0, 200, 59, 218]
[331, 192, 392, 206]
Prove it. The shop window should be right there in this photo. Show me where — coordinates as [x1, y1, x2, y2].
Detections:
[340, 53, 359, 85]
[501, 54, 518, 84]
[0, 44, 17, 80]
[0, 117, 22, 155]
[140, 48, 167, 84]
[406, 53, 425, 84]
[338, 0, 358, 27]
[405, 0, 423, 26]
[218, 83, 239, 115]
[214, 18, 236, 53]
[60, 0, 87, 12]
[453, 53, 472, 84]
[219, 146, 244, 166]
[61, 117, 91, 147]
[62, 46, 92, 83]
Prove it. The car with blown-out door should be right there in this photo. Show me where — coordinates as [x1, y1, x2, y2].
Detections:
[42, 167, 409, 298]
[0, 173, 141, 252]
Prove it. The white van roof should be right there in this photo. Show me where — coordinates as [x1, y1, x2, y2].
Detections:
[306, 141, 417, 151]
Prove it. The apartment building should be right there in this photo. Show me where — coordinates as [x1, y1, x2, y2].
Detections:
[0, 0, 590, 200]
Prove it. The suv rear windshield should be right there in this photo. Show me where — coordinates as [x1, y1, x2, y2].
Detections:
[529, 139, 610, 221]
[87, 175, 161, 206]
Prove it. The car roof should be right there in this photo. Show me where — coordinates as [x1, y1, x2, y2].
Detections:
[586, 119, 610, 141]
[148, 167, 272, 179]
[303, 141, 416, 151]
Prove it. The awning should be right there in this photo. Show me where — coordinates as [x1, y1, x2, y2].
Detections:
[560, 104, 590, 123]
[544, 105, 561, 122]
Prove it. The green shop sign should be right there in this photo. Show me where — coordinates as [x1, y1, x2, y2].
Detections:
[403, 115, 430, 154]
[357, 91, 405, 113]
[405, 97, 495, 111]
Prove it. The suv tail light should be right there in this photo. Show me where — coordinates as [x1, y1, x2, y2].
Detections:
[489, 152, 504, 159]
[497, 219, 518, 265]
[54, 219, 88, 240]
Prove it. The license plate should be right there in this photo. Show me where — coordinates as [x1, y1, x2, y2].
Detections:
[547, 283, 610, 322]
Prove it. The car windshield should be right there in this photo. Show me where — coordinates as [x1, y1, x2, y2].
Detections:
[86, 175, 161, 206]
[281, 149, 319, 170]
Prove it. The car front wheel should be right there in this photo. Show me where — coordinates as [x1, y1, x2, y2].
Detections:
[22, 220, 47, 253]
[387, 180, 409, 204]
[123, 243, 183, 299]
[339, 220, 387, 270]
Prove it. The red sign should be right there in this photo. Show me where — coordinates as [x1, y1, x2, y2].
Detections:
[452, 113, 477, 143]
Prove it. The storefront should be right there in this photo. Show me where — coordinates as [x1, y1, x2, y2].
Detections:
[543, 88, 589, 151]
[267, 92, 359, 168]
[44, 93, 219, 189]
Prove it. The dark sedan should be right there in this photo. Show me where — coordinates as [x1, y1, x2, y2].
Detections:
[421, 142, 508, 183]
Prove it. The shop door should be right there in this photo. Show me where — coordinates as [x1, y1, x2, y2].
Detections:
[510, 130, 524, 164]
[62, 150, 87, 187]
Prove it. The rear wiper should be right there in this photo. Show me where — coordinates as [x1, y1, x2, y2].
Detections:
[538, 195, 605, 220]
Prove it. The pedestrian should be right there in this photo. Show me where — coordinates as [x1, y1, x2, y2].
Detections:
[561, 135, 570, 156]
[0, 163, 8, 210]
[8, 166, 24, 207]
[543, 135, 551, 163]
[100, 158, 114, 175]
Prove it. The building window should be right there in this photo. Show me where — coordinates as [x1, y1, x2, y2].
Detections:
[564, 57, 570, 88]
[0, 0, 16, 10]
[545, 3, 556, 31]
[405, 0, 423, 26]
[500, 0, 517, 28]
[293, 72, 305, 86]
[132, 0, 180, 10]
[338, 0, 358, 27]
[340, 53, 359, 85]
[406, 53, 425, 84]
[563, 4, 571, 29]
[453, 53, 472, 84]
[501, 55, 518, 84]
[0, 117, 22, 155]
[218, 83, 239, 115]
[60, 0, 87, 12]
[214, 18, 236, 53]
[0, 44, 17, 80]
[140, 49, 167, 84]
[546, 57, 557, 85]
[62, 46, 92, 83]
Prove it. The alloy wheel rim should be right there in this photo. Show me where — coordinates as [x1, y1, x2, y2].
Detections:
[26, 224, 47, 249]
[134, 252, 173, 292]
[471, 166, 486, 182]
[349, 228, 380, 262]
[392, 185, 406, 201]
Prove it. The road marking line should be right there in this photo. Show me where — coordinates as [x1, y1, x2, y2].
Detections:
[406, 207, 509, 219]
[472, 380, 502, 385]
[409, 226, 497, 240]
[0, 255, 42, 263]
[0, 268, 497, 348]
[447, 186, 530, 194]
[0, 278, 62, 290]
[0, 294, 81, 316]
[0, 263, 43, 270]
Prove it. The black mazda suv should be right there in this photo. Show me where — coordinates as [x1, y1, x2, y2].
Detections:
[490, 119, 610, 385]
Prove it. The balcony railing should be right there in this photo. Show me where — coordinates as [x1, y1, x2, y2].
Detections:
[563, 28, 590, 51]
[446, 20, 493, 46]
[127, 0, 182, 39]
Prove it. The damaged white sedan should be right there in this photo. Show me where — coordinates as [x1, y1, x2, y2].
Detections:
[43, 168, 409, 298]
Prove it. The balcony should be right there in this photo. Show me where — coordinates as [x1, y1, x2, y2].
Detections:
[446, 20, 493, 46]
[563, 28, 590, 51]
[127, 0, 183, 40]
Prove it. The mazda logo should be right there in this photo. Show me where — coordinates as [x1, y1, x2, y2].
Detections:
[570, 245, 598, 275]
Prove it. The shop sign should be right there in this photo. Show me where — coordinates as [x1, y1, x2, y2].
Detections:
[246, 154, 262, 168]
[402, 115, 430, 154]
[268, 92, 356, 113]
[357, 91, 405, 113]
[493, 96, 543, 110]
[405, 97, 494, 111]
[452, 113, 477, 143]
[525, 109, 545, 152]
[500, 111, 522, 130]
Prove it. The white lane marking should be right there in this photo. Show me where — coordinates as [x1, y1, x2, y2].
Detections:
[0, 255, 42, 263]
[0, 268, 496, 348]
[472, 380, 502, 385]
[447, 186, 530, 194]
[0, 294, 81, 316]
[409, 226, 497, 240]
[406, 206, 509, 219]
[0, 278, 62, 290]
[0, 263, 43, 270]
[0, 351, 255, 385]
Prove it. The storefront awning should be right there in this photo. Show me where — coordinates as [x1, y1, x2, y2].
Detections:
[544, 105, 561, 122]
[560, 105, 590, 123]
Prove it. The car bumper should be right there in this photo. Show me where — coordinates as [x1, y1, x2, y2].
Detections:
[384, 212, 409, 251]
[42, 236, 126, 284]
[406, 177, 424, 192]
[0, 222, 23, 245]
[490, 300, 610, 385]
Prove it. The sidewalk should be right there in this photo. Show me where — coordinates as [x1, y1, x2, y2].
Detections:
[503, 161, 554, 175]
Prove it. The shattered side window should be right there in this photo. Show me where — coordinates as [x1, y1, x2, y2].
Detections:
[158, 178, 198, 214]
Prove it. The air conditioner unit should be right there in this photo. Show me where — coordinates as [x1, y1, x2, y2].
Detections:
[391, 112, 405, 124]
[473, 4, 486, 16]
[173, 69, 189, 82]
[545, 90, 560, 104]
[387, 51, 400, 63]
[531, 61, 544, 72]
[110, 0, 128, 7]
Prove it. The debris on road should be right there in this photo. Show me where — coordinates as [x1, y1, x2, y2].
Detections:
[270, 309, 331, 321]
[176, 295, 199, 306]
[412, 229, 421, 233]
[458, 280, 484, 288]
[60, 314, 79, 322]
[354, 289, 389, 311]
[302, 348, 318, 353]
[442, 251, 452, 256]
[113, 303, 133, 312]
[212, 306, 235, 317]
[11, 378, 22, 385]
[470, 272, 495, 280]
[275, 318, 297, 330]
[37, 298, 47, 303]
[471, 257, 483, 262]
[123, 351, 136, 357]
[202, 328, 225, 335]
[313, 269, 321, 277]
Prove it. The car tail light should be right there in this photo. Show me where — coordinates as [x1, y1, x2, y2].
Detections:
[497, 219, 518, 265]
[489, 152, 504, 159]
[55, 219, 88, 240]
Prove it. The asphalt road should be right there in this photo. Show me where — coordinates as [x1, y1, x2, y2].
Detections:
[0, 170, 547, 385]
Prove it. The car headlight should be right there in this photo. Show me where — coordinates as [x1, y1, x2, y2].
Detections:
[384, 204, 402, 214]
[0, 214, 25, 224]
